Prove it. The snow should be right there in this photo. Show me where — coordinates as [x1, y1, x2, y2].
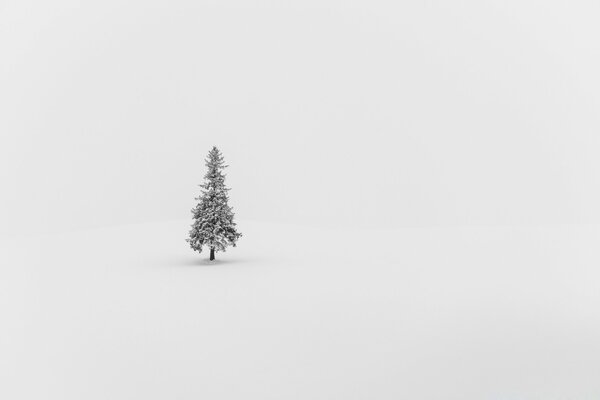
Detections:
[1, 220, 599, 399]
[2, 0, 599, 397]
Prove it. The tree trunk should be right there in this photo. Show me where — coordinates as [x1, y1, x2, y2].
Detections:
[210, 247, 215, 261]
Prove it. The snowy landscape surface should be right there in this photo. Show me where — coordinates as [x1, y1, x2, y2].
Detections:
[2, 0, 600, 398]
[2, 220, 600, 399]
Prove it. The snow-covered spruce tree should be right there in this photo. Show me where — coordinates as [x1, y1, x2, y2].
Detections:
[187, 147, 242, 260]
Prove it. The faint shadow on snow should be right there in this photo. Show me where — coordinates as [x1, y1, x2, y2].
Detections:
[168, 257, 259, 268]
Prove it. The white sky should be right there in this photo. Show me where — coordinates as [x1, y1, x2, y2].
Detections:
[2, 0, 600, 236]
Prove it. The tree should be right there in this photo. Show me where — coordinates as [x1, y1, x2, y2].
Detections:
[187, 146, 242, 260]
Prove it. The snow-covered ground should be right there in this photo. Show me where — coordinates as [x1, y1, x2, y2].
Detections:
[1, 220, 599, 399]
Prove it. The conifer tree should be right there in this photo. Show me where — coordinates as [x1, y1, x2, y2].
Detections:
[187, 146, 241, 260]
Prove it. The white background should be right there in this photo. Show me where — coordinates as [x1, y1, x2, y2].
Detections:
[2, 2, 600, 399]
[2, 0, 600, 236]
